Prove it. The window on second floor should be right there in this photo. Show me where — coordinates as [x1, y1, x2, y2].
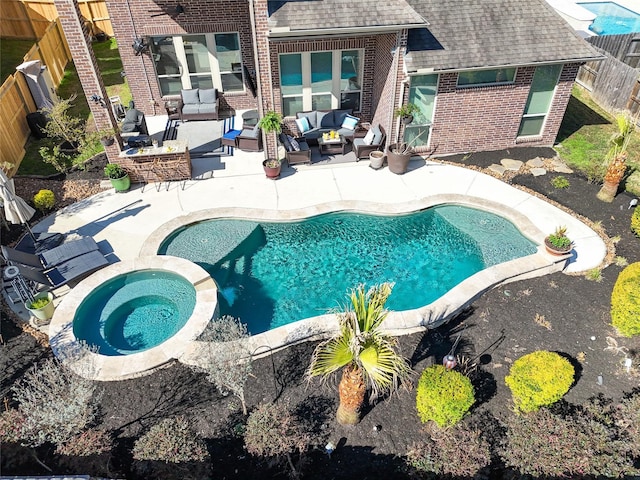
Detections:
[457, 67, 516, 87]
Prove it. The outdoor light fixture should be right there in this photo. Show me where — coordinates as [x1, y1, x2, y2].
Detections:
[325, 441, 336, 457]
[443, 355, 457, 370]
[175, 4, 185, 14]
[90, 94, 106, 107]
[630, 198, 638, 209]
[132, 37, 148, 56]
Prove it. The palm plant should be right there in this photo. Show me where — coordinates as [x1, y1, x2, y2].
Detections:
[307, 283, 412, 425]
[597, 112, 636, 202]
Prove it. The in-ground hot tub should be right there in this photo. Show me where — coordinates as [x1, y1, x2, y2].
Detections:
[49, 256, 218, 381]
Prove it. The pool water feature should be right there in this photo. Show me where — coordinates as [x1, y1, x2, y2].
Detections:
[73, 270, 197, 355]
[579, 2, 640, 34]
[159, 205, 536, 334]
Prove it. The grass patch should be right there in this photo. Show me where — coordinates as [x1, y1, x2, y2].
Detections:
[17, 38, 130, 176]
[1, 38, 36, 84]
[551, 176, 570, 189]
[555, 85, 640, 186]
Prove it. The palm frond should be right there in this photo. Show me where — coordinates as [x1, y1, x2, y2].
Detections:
[358, 337, 412, 399]
[308, 335, 353, 378]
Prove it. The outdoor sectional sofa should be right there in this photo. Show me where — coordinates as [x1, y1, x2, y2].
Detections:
[179, 88, 219, 121]
[295, 109, 357, 145]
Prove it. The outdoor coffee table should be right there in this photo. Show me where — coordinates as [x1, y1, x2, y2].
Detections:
[318, 135, 347, 155]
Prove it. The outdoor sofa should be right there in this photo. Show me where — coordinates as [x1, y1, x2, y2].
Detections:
[294, 109, 358, 145]
[179, 88, 220, 121]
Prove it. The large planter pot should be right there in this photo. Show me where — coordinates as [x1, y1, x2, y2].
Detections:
[110, 174, 131, 192]
[401, 115, 413, 125]
[262, 159, 281, 179]
[100, 136, 115, 146]
[25, 291, 55, 325]
[387, 144, 412, 175]
[544, 237, 572, 256]
[369, 151, 385, 170]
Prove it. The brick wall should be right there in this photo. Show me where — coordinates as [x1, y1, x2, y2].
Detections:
[106, 0, 258, 117]
[429, 63, 581, 155]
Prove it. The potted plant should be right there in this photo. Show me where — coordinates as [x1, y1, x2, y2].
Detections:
[38, 95, 86, 172]
[257, 110, 284, 179]
[544, 226, 573, 255]
[369, 150, 385, 170]
[394, 102, 420, 125]
[104, 162, 131, 192]
[386, 129, 426, 175]
[25, 291, 55, 325]
[97, 128, 116, 146]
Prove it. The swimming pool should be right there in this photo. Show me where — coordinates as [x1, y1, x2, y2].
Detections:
[579, 2, 640, 34]
[73, 270, 196, 356]
[159, 205, 537, 334]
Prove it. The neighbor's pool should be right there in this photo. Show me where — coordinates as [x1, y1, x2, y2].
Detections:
[158, 205, 536, 334]
[73, 270, 197, 356]
[579, 2, 640, 34]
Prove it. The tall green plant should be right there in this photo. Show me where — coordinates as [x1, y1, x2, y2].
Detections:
[597, 112, 637, 202]
[307, 283, 412, 424]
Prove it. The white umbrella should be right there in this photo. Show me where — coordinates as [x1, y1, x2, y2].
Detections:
[0, 169, 38, 243]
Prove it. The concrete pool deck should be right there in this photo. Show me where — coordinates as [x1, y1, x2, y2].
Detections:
[29, 153, 606, 380]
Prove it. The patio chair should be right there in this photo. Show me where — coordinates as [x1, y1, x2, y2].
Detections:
[14, 249, 109, 290]
[236, 124, 263, 152]
[353, 124, 386, 161]
[1, 237, 100, 270]
[279, 133, 311, 166]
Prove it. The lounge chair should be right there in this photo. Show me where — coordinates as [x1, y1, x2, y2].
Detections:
[1, 237, 100, 270]
[14, 250, 109, 290]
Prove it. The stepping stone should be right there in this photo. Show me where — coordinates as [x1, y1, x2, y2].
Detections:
[530, 168, 547, 177]
[551, 158, 574, 173]
[500, 158, 523, 171]
[526, 157, 544, 168]
[488, 164, 507, 175]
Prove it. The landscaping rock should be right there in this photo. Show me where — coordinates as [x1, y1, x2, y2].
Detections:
[530, 168, 547, 177]
[526, 157, 545, 168]
[488, 164, 507, 176]
[501, 158, 523, 171]
[551, 158, 574, 173]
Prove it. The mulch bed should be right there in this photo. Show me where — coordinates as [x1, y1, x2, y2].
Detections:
[1, 149, 639, 479]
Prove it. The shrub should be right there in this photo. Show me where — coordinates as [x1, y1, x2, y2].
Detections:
[406, 423, 491, 477]
[631, 206, 640, 237]
[132, 416, 208, 463]
[505, 351, 574, 413]
[56, 428, 113, 456]
[33, 189, 55, 213]
[551, 176, 570, 189]
[244, 402, 311, 474]
[615, 391, 640, 456]
[0, 409, 27, 443]
[10, 358, 102, 447]
[500, 406, 638, 477]
[611, 262, 640, 337]
[415, 364, 475, 427]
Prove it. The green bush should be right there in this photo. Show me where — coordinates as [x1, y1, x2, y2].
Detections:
[415, 364, 475, 427]
[611, 262, 640, 337]
[631, 207, 640, 237]
[551, 176, 570, 189]
[406, 423, 491, 477]
[505, 351, 574, 413]
[33, 189, 55, 212]
[132, 416, 208, 463]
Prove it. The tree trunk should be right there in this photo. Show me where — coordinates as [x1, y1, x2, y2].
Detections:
[597, 153, 626, 203]
[597, 180, 620, 203]
[336, 365, 366, 425]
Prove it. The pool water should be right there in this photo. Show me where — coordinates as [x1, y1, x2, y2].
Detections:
[579, 2, 640, 35]
[159, 206, 536, 334]
[73, 270, 196, 356]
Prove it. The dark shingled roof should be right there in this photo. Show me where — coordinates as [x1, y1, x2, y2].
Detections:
[404, 0, 602, 72]
[267, 0, 427, 33]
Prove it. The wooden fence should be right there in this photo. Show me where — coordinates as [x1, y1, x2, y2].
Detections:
[577, 34, 640, 117]
[0, 20, 72, 172]
[0, 0, 113, 40]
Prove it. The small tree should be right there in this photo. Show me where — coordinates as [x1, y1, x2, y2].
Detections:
[196, 315, 253, 415]
[244, 402, 311, 478]
[597, 112, 637, 202]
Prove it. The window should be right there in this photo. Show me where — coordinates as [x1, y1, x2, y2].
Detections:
[150, 33, 244, 96]
[279, 49, 363, 116]
[404, 74, 438, 148]
[517, 64, 562, 137]
[457, 68, 516, 87]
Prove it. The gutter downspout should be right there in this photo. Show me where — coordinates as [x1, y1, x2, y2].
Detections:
[248, 0, 263, 116]
[390, 31, 403, 145]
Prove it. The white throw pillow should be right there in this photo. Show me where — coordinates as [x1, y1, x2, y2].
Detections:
[362, 129, 375, 146]
[295, 117, 311, 133]
[341, 114, 359, 130]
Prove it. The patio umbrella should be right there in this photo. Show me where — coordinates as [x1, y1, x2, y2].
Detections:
[0, 169, 37, 243]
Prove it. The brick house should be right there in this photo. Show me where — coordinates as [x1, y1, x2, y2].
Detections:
[54, 0, 602, 161]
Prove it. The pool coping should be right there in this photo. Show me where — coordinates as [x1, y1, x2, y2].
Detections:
[49, 256, 218, 381]
[142, 194, 580, 367]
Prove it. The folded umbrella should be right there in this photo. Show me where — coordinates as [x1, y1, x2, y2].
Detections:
[0, 168, 37, 243]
